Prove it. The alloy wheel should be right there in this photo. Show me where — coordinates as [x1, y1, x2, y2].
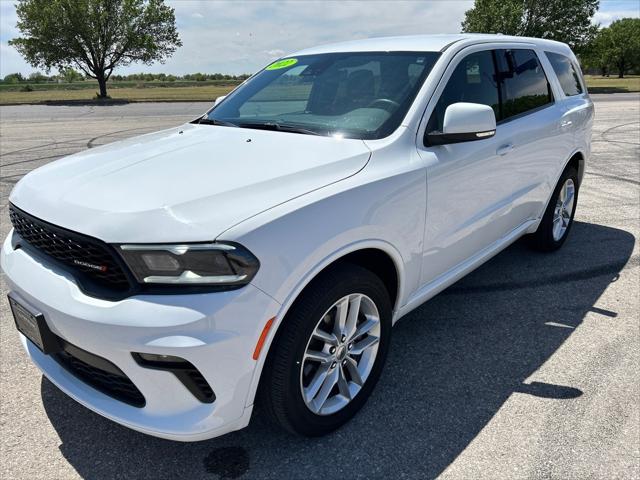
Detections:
[300, 293, 381, 416]
[552, 178, 575, 241]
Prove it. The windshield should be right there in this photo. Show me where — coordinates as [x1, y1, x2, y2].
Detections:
[204, 51, 441, 139]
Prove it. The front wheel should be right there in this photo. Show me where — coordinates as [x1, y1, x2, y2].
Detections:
[527, 165, 579, 252]
[259, 264, 392, 436]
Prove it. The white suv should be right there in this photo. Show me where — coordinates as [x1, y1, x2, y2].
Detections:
[1, 34, 593, 441]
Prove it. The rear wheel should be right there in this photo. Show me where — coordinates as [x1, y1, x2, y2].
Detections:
[528, 165, 579, 252]
[259, 264, 392, 436]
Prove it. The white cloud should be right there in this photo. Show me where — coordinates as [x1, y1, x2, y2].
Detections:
[593, 9, 640, 26]
[1, 0, 637, 77]
[154, 0, 474, 75]
[1, 0, 474, 76]
[0, 3, 19, 38]
[264, 49, 286, 59]
[0, 41, 38, 76]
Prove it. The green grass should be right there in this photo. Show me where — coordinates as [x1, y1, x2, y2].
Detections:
[0, 79, 241, 92]
[584, 74, 640, 93]
[0, 84, 237, 104]
[0, 75, 638, 105]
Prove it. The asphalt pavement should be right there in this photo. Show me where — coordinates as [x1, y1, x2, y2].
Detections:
[0, 94, 638, 479]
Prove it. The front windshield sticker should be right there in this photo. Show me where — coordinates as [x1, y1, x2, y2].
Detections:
[266, 58, 298, 70]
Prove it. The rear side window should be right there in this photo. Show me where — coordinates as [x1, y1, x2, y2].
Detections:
[545, 51, 583, 96]
[426, 50, 499, 133]
[494, 49, 553, 120]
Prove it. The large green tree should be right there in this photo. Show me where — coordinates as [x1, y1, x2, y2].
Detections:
[9, 0, 182, 98]
[582, 19, 640, 77]
[601, 18, 640, 78]
[582, 27, 614, 76]
[461, 0, 600, 52]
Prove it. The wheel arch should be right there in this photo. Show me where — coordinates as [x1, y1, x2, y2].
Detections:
[245, 241, 404, 409]
[567, 150, 585, 187]
[274, 241, 403, 321]
[328, 248, 400, 309]
[528, 149, 585, 236]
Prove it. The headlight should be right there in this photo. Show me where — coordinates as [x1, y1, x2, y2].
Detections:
[118, 243, 259, 286]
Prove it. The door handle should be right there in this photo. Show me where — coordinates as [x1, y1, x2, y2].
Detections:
[496, 143, 514, 156]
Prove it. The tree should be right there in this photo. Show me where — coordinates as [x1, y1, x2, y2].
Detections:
[28, 71, 48, 83]
[581, 27, 614, 76]
[9, 0, 182, 98]
[60, 67, 84, 83]
[3, 73, 25, 84]
[603, 18, 640, 78]
[461, 0, 600, 52]
[582, 19, 640, 77]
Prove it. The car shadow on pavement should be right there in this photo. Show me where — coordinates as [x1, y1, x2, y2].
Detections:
[40, 221, 636, 480]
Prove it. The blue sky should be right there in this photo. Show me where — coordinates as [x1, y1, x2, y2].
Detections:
[1, 0, 638, 77]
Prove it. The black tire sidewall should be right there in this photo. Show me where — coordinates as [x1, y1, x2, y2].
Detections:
[266, 264, 392, 436]
[533, 166, 579, 251]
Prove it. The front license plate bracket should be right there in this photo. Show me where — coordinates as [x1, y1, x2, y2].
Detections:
[8, 294, 61, 355]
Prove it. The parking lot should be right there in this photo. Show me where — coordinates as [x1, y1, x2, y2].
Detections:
[0, 94, 638, 479]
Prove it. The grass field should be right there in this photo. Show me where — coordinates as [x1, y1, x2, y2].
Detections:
[583, 74, 640, 93]
[0, 75, 638, 105]
[0, 84, 236, 104]
[0, 79, 241, 93]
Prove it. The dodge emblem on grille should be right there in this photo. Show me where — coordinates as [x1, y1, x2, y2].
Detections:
[73, 259, 108, 272]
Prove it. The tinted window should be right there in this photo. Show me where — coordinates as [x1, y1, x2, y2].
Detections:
[546, 51, 583, 96]
[207, 52, 440, 139]
[427, 50, 499, 133]
[495, 49, 553, 120]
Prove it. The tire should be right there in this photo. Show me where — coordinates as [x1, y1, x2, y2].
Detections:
[258, 263, 392, 437]
[527, 165, 579, 252]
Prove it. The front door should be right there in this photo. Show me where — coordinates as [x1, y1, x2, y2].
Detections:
[416, 48, 518, 286]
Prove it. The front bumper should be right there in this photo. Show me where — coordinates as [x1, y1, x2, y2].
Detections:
[1, 232, 280, 441]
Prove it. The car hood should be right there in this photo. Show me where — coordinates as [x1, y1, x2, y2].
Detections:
[9, 123, 371, 243]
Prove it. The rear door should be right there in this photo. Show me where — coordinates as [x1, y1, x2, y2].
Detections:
[544, 50, 594, 172]
[491, 48, 571, 225]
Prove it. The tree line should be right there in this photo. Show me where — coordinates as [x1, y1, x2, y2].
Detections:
[1, 71, 251, 85]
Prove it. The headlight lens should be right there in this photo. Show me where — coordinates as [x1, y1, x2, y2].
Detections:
[118, 243, 259, 286]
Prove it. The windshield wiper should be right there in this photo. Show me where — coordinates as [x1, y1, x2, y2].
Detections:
[236, 121, 321, 136]
[195, 117, 239, 127]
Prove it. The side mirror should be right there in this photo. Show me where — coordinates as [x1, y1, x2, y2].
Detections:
[213, 95, 227, 106]
[426, 102, 496, 146]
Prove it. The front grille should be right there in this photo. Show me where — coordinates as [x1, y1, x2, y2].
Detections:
[55, 343, 146, 408]
[9, 204, 132, 296]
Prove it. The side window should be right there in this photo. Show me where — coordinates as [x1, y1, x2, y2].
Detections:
[545, 51, 584, 96]
[427, 50, 499, 133]
[495, 49, 553, 120]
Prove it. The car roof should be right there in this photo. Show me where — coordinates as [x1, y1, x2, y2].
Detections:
[289, 34, 572, 56]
